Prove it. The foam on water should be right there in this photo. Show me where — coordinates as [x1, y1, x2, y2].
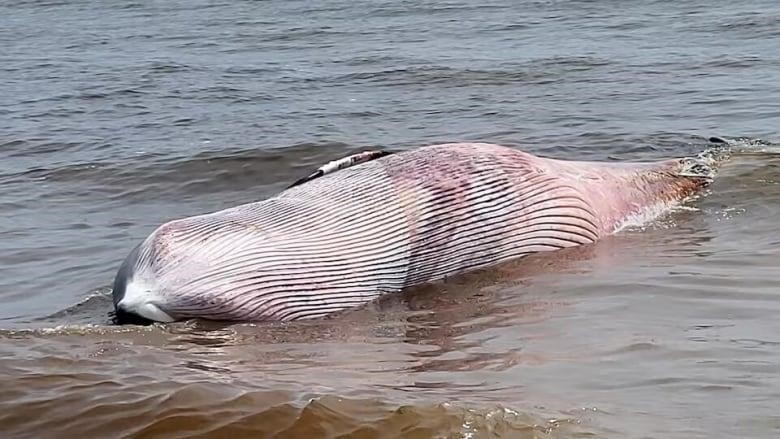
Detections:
[613, 139, 726, 233]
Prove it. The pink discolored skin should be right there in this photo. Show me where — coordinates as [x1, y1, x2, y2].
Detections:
[112, 143, 709, 323]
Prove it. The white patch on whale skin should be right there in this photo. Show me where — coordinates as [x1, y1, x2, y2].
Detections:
[613, 197, 700, 233]
[116, 278, 174, 323]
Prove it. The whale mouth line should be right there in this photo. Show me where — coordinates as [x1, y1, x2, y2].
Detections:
[113, 300, 174, 325]
[111, 308, 155, 325]
[113, 272, 176, 325]
[120, 299, 174, 322]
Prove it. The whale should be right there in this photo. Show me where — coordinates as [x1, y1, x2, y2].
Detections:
[112, 142, 713, 324]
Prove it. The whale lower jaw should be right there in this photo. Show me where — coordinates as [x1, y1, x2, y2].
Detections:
[115, 278, 175, 323]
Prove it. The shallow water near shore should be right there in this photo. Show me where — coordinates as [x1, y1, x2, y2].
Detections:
[2, 0, 780, 437]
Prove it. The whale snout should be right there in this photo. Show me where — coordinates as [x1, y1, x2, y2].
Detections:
[112, 244, 174, 325]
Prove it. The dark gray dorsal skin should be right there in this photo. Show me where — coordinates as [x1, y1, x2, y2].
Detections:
[112, 142, 712, 324]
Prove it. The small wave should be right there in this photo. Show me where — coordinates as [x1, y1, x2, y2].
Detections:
[0, 141, 379, 204]
[367, 3, 506, 19]
[0, 322, 159, 339]
[0, 381, 598, 438]
[693, 13, 780, 39]
[712, 136, 779, 154]
[31, 287, 115, 327]
[290, 57, 614, 89]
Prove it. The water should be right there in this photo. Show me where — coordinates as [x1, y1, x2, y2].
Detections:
[1, 0, 779, 437]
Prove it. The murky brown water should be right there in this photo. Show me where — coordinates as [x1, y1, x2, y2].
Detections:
[3, 0, 780, 437]
[2, 144, 779, 438]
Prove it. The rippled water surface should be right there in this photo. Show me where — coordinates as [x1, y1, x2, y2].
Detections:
[2, 0, 779, 437]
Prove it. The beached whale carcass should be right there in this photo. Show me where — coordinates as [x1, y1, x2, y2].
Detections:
[112, 142, 712, 323]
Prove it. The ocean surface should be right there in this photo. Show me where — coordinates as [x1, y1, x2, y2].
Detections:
[2, 0, 779, 437]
